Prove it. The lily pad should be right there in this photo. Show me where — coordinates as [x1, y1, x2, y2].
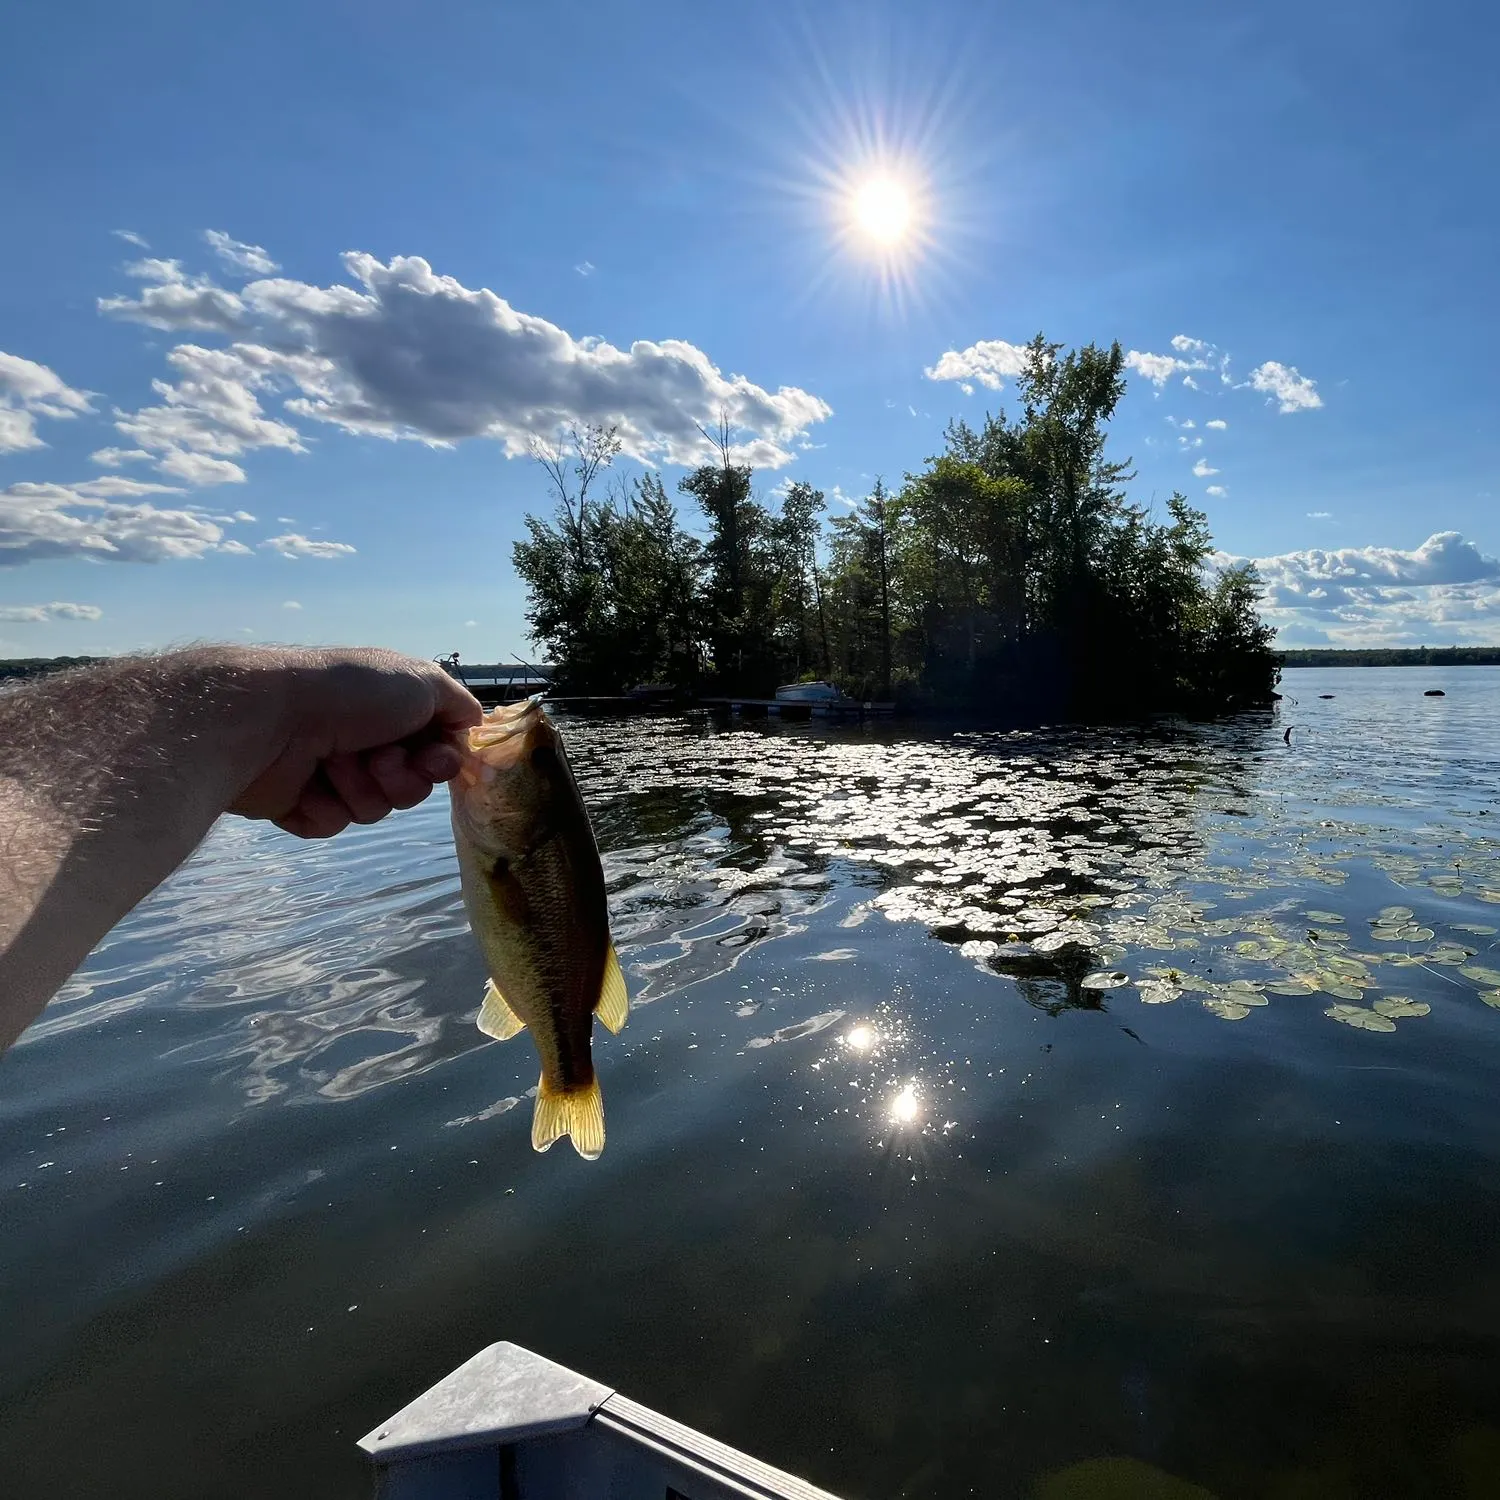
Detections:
[1480, 991, 1500, 1010]
[1081, 971, 1129, 991]
[1201, 997, 1251, 1021]
[1376, 906, 1415, 922]
[1137, 982, 1182, 1005]
[1459, 966, 1500, 986]
[1395, 925, 1436, 942]
[1453, 924, 1498, 936]
[1265, 979, 1318, 996]
[1324, 1004, 1398, 1032]
[1373, 997, 1430, 1019]
[1304, 910, 1345, 924]
[1318, 979, 1366, 1001]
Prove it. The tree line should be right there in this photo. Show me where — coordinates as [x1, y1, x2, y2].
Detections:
[513, 336, 1279, 717]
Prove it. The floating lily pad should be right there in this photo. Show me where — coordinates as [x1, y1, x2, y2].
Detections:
[1081, 971, 1129, 990]
[1136, 982, 1182, 1005]
[1459, 966, 1500, 986]
[1325, 1004, 1398, 1032]
[1373, 997, 1430, 1018]
[1304, 910, 1345, 924]
[1453, 924, 1498, 936]
[1201, 997, 1251, 1021]
[1478, 891, 1500, 904]
[1480, 991, 1500, 1010]
[1222, 978, 1266, 994]
[1376, 906, 1415, 922]
[1318, 980, 1367, 1001]
[1395, 925, 1436, 942]
[1265, 979, 1318, 996]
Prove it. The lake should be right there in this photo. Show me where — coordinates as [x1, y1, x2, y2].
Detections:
[5, 667, 1500, 1499]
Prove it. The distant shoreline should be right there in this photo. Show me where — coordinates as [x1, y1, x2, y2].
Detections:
[1279, 648, 1500, 668]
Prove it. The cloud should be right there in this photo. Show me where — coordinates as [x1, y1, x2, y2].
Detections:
[282, 599, 303, 610]
[0, 601, 103, 622]
[232, 510, 256, 522]
[574, 261, 595, 277]
[1248, 361, 1322, 413]
[1307, 510, 1332, 519]
[1166, 417, 1195, 429]
[1224, 531, 1500, 645]
[99, 259, 247, 333]
[261, 532, 356, 559]
[1205, 484, 1227, 496]
[1206, 419, 1228, 430]
[1125, 349, 1204, 386]
[100, 250, 830, 478]
[203, 230, 280, 277]
[0, 352, 93, 453]
[112, 229, 150, 248]
[924, 339, 1029, 391]
[1192, 460, 1219, 477]
[0, 480, 232, 565]
[464, 619, 477, 627]
[91, 446, 152, 467]
[1170, 335, 1210, 355]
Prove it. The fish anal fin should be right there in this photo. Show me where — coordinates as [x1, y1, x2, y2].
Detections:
[532, 1075, 605, 1160]
[594, 945, 630, 1035]
[477, 978, 527, 1042]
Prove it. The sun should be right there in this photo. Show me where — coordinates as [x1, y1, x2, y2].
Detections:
[850, 175, 914, 247]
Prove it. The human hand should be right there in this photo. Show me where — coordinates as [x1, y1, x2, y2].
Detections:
[225, 647, 483, 839]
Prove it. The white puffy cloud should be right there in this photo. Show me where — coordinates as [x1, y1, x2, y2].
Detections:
[1171, 334, 1210, 355]
[1206, 418, 1228, 430]
[204, 230, 280, 277]
[1125, 348, 1204, 386]
[99, 259, 247, 333]
[112, 229, 149, 248]
[282, 599, 303, 610]
[100, 249, 830, 480]
[575, 261, 595, 277]
[261, 532, 356, 559]
[1248, 361, 1322, 413]
[0, 481, 233, 565]
[0, 352, 93, 453]
[924, 339, 1030, 391]
[91, 446, 152, 467]
[1205, 484, 1227, 497]
[0, 601, 103, 622]
[1192, 459, 1219, 477]
[1224, 531, 1500, 645]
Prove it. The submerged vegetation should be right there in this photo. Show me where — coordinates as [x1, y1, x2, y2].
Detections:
[514, 336, 1278, 718]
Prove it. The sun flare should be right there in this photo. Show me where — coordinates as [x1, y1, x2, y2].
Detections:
[850, 176, 914, 246]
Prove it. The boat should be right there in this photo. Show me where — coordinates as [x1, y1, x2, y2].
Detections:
[773, 681, 847, 704]
[360, 1341, 844, 1499]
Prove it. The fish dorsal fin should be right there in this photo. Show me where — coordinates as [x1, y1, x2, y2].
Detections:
[594, 945, 630, 1035]
[477, 978, 527, 1041]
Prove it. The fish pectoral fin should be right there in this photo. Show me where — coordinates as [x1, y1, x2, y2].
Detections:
[532, 1075, 605, 1161]
[477, 979, 527, 1041]
[593, 945, 630, 1035]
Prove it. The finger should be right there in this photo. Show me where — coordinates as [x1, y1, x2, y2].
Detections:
[366, 745, 440, 811]
[411, 740, 464, 782]
[428, 667, 484, 732]
[322, 751, 396, 825]
[276, 774, 353, 840]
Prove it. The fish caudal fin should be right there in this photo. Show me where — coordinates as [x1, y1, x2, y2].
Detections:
[594, 945, 629, 1035]
[532, 1075, 605, 1160]
[477, 979, 527, 1041]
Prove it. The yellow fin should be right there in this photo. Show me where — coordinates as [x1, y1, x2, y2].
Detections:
[531, 1075, 605, 1160]
[594, 945, 630, 1035]
[477, 979, 526, 1042]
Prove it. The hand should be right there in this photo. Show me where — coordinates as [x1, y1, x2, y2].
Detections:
[227, 647, 483, 839]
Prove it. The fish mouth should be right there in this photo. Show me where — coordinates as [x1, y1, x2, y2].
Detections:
[468, 695, 546, 753]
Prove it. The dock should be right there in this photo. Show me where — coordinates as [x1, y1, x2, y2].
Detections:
[701, 696, 895, 720]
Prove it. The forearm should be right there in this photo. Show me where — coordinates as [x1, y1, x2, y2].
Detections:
[0, 650, 284, 1049]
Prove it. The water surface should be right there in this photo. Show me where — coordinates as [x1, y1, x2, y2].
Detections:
[5, 667, 1500, 1498]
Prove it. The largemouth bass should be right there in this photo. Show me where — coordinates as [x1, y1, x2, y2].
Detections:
[449, 697, 627, 1159]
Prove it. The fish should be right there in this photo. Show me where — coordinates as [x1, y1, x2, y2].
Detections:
[449, 696, 627, 1159]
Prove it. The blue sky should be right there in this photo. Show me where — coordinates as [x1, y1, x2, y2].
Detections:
[3, 0, 1497, 656]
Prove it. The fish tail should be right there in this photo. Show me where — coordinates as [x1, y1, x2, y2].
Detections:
[531, 1074, 605, 1161]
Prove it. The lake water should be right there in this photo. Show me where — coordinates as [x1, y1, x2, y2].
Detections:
[6, 667, 1500, 1499]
